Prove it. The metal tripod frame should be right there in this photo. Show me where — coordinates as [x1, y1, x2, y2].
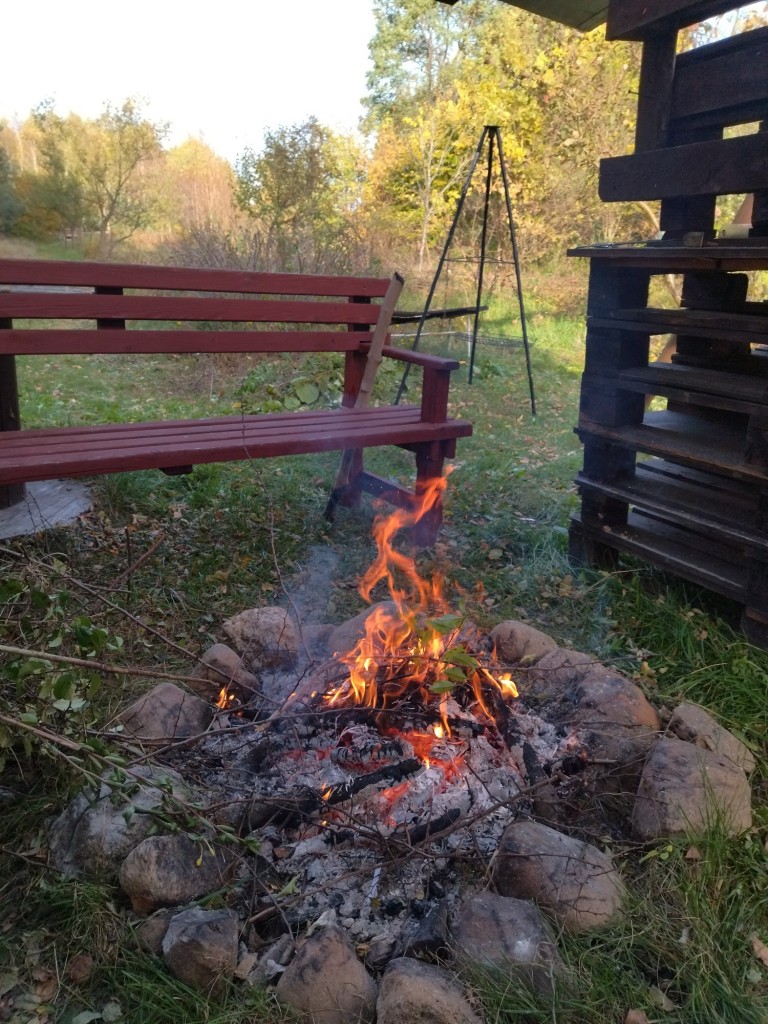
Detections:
[394, 125, 536, 416]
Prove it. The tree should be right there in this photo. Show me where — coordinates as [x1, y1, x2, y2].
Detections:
[0, 130, 23, 233]
[33, 99, 168, 254]
[161, 138, 237, 234]
[235, 118, 366, 273]
[363, 1, 642, 276]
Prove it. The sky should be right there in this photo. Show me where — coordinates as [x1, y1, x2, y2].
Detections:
[0, 0, 377, 164]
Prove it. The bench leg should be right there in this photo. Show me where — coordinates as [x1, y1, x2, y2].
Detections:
[409, 442, 446, 547]
[337, 449, 364, 508]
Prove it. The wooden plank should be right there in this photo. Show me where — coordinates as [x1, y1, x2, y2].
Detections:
[671, 27, 768, 131]
[599, 132, 768, 202]
[576, 409, 768, 482]
[0, 479, 91, 540]
[0, 410, 473, 487]
[635, 33, 678, 152]
[0, 293, 388, 325]
[1, 405, 427, 445]
[590, 306, 768, 341]
[577, 459, 767, 552]
[619, 363, 768, 411]
[571, 511, 746, 600]
[569, 244, 768, 272]
[607, 0, 746, 41]
[0, 258, 391, 298]
[0, 329, 372, 356]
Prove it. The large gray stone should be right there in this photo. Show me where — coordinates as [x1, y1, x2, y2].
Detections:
[519, 648, 595, 699]
[451, 892, 565, 1000]
[632, 737, 752, 839]
[488, 621, 558, 666]
[48, 765, 194, 878]
[275, 923, 377, 1024]
[377, 957, 482, 1024]
[119, 833, 237, 913]
[222, 606, 299, 670]
[190, 643, 261, 700]
[118, 682, 213, 746]
[493, 820, 624, 932]
[162, 907, 239, 993]
[669, 703, 756, 774]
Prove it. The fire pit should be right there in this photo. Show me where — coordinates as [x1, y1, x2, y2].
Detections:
[48, 475, 755, 1008]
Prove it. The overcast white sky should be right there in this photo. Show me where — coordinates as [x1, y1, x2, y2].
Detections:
[0, 0, 377, 163]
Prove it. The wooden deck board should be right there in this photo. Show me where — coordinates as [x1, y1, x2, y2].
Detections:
[0, 480, 91, 540]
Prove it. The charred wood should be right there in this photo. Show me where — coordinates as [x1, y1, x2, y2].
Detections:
[390, 807, 462, 849]
[322, 757, 422, 806]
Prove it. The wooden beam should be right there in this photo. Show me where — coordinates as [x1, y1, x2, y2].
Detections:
[607, 0, 747, 40]
[600, 132, 768, 202]
[671, 27, 768, 131]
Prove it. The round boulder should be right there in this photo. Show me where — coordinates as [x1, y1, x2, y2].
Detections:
[493, 820, 624, 932]
[632, 736, 752, 839]
[222, 606, 298, 670]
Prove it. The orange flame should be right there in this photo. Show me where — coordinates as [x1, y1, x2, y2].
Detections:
[325, 472, 519, 757]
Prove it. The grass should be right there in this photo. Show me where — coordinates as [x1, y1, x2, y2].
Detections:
[1, 303, 767, 1023]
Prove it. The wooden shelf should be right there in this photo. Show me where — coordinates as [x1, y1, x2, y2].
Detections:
[576, 459, 767, 554]
[571, 509, 748, 602]
[618, 363, 768, 416]
[568, 243, 768, 271]
[590, 306, 768, 342]
[577, 410, 768, 482]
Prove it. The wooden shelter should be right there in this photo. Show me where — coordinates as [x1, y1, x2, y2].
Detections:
[441, 0, 768, 644]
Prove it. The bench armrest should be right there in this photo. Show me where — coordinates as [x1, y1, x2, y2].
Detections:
[381, 345, 461, 372]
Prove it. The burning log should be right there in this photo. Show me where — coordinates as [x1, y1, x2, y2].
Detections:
[322, 758, 422, 806]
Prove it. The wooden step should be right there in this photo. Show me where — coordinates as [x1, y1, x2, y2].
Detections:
[576, 410, 768, 483]
[618, 362, 768, 416]
[576, 459, 768, 554]
[570, 509, 748, 603]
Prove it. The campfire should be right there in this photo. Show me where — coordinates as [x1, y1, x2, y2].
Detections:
[49, 474, 754, 1002]
[201, 476, 576, 945]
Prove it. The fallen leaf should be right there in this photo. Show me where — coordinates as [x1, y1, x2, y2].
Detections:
[66, 953, 95, 985]
[33, 969, 58, 1002]
[750, 933, 768, 968]
[625, 1012, 651, 1024]
[102, 999, 123, 1022]
[0, 972, 18, 997]
[71, 1011, 102, 1024]
[649, 986, 678, 1011]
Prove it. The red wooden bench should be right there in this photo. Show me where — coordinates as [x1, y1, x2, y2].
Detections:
[0, 259, 472, 543]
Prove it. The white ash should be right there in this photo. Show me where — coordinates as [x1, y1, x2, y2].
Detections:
[184, 681, 568, 948]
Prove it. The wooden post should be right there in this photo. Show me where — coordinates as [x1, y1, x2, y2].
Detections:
[0, 315, 24, 508]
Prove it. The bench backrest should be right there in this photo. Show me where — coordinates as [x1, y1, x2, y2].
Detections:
[0, 259, 393, 356]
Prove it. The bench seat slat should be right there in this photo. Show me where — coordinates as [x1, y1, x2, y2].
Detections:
[0, 258, 392, 297]
[0, 294, 385, 325]
[0, 409, 473, 486]
[4, 405, 424, 444]
[1, 329, 373, 355]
